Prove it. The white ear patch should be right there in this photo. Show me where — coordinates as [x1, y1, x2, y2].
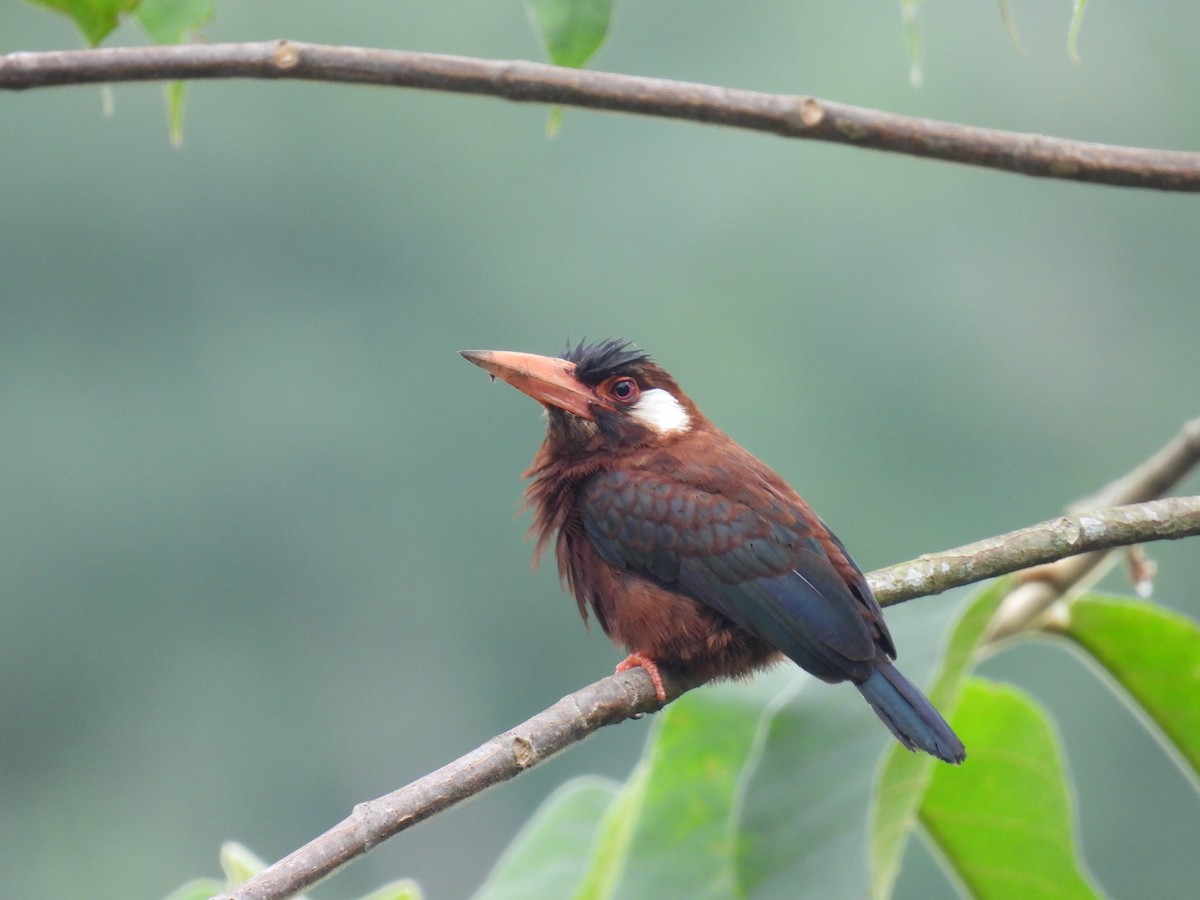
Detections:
[629, 388, 691, 434]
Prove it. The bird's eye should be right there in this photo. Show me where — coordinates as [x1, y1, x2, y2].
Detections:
[606, 377, 640, 404]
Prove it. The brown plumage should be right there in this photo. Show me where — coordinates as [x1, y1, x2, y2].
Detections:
[526, 424, 804, 682]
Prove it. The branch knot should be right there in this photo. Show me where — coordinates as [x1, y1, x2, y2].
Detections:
[272, 40, 300, 71]
[511, 734, 536, 768]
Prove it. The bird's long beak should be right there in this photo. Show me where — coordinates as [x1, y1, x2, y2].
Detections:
[459, 349, 604, 420]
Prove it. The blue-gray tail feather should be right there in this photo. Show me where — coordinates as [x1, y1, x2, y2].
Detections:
[857, 661, 965, 764]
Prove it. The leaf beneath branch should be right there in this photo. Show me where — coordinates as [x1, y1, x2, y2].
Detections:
[920, 678, 1101, 899]
[1059, 594, 1200, 786]
[473, 779, 622, 900]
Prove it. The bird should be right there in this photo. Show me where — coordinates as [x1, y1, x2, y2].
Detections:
[460, 339, 965, 764]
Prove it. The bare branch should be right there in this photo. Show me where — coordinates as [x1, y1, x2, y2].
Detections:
[3, 41, 1199, 190]
[988, 416, 1200, 639]
[215, 493, 1200, 900]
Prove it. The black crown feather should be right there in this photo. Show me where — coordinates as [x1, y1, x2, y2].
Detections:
[562, 338, 653, 386]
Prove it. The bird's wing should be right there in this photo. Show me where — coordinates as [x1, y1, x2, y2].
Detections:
[579, 468, 878, 682]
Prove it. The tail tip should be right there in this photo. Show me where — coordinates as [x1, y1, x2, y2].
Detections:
[859, 664, 966, 765]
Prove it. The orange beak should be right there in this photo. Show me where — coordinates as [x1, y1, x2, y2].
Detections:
[459, 349, 609, 420]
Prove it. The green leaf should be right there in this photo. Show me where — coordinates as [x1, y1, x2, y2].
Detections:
[996, 0, 1027, 55]
[900, 1, 922, 88]
[610, 678, 781, 897]
[921, 679, 1101, 899]
[870, 578, 1011, 899]
[134, 0, 215, 147]
[1059, 594, 1200, 784]
[1067, 0, 1089, 65]
[134, 0, 215, 44]
[574, 760, 651, 898]
[524, 0, 614, 69]
[219, 841, 266, 885]
[26, 0, 143, 46]
[160, 80, 185, 147]
[161, 841, 277, 900]
[473, 777, 621, 899]
[480, 674, 784, 898]
[738, 675, 890, 899]
[160, 879, 225, 900]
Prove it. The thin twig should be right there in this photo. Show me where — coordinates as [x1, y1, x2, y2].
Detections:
[3, 41, 1199, 190]
[215, 493, 1200, 900]
[988, 416, 1200, 639]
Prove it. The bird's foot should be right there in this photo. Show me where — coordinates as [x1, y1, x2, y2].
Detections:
[616, 652, 668, 704]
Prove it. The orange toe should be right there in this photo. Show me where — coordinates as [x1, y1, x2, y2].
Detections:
[616, 652, 667, 703]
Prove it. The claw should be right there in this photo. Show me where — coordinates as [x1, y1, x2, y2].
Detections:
[616, 652, 667, 703]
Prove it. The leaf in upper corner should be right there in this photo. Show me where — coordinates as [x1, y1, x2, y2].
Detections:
[524, 0, 614, 69]
[27, 0, 143, 46]
[899, 1, 922, 87]
[134, 0, 215, 44]
[1059, 594, 1200, 784]
[920, 678, 1101, 899]
[1067, 0, 1089, 65]
[996, 0, 1027, 55]
[869, 578, 1010, 899]
[473, 776, 622, 899]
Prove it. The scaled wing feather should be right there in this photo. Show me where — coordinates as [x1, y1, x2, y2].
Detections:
[580, 469, 877, 682]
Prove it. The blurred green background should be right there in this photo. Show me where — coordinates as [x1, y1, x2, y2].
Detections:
[2, 2, 1198, 898]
